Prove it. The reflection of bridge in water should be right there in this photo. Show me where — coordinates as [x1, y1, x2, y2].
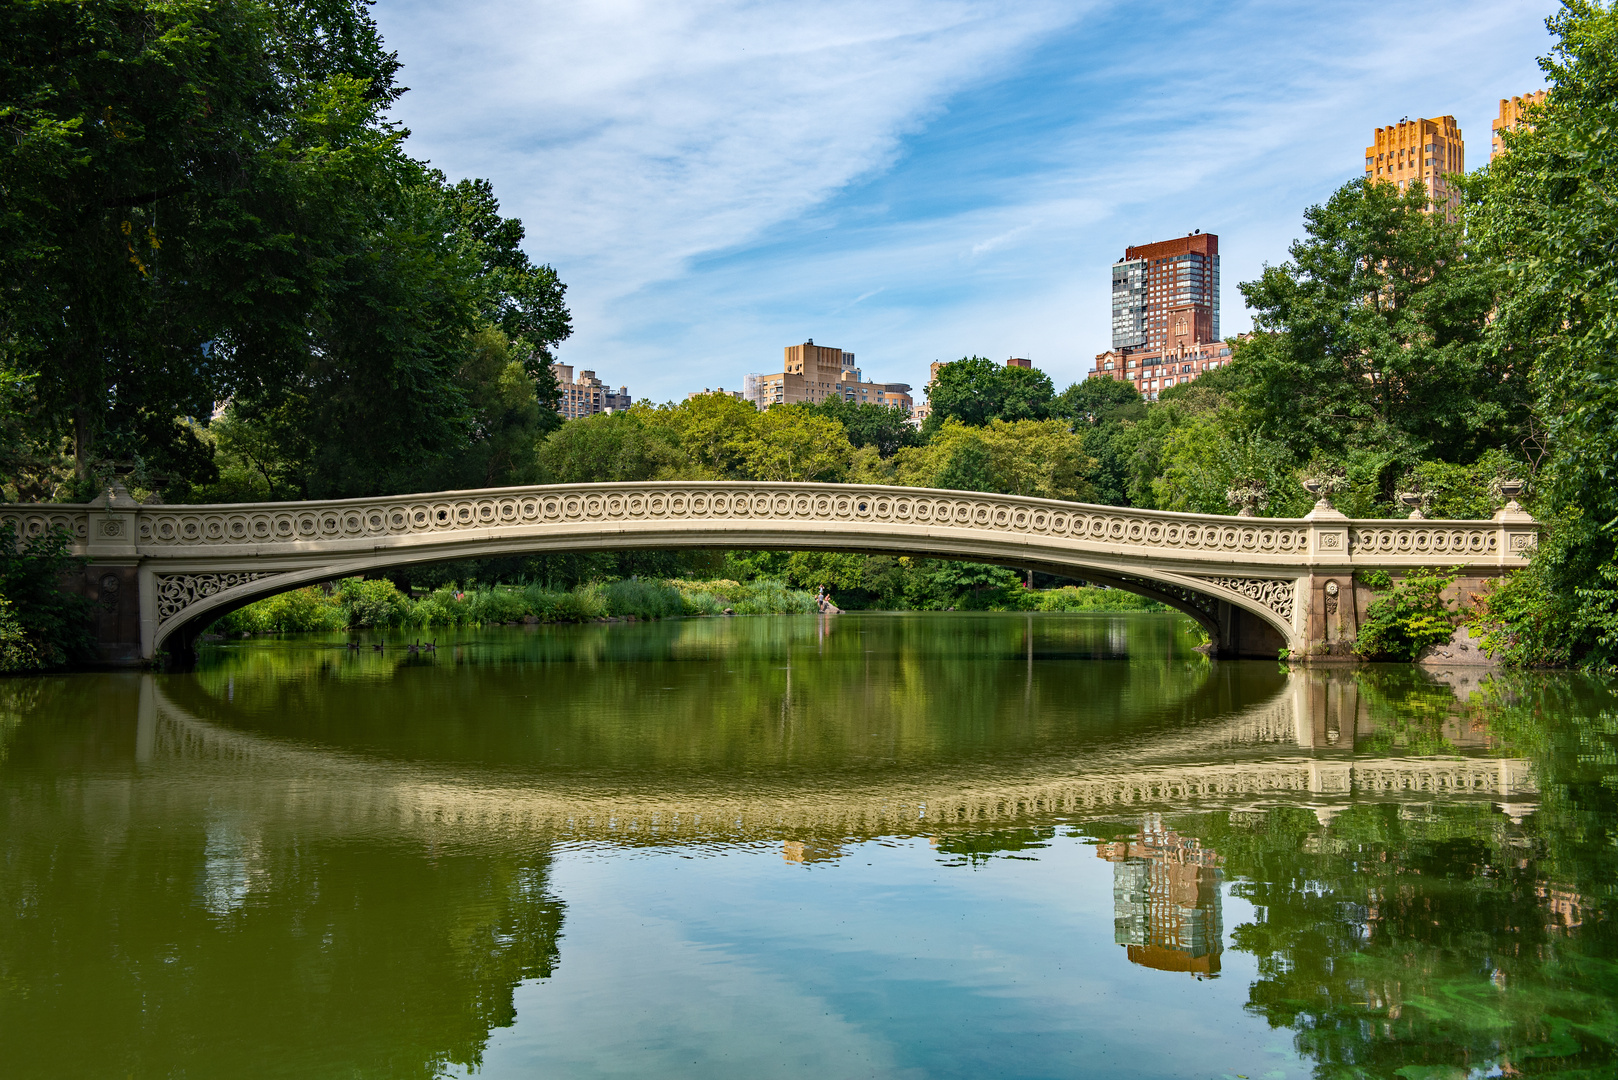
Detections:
[137, 671, 1536, 844]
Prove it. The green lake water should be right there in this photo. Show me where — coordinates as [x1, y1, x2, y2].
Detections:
[2, 612, 1615, 1079]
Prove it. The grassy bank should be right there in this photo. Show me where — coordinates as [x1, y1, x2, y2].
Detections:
[210, 577, 819, 635]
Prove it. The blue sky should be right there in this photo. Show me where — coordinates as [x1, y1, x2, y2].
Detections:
[371, 0, 1556, 402]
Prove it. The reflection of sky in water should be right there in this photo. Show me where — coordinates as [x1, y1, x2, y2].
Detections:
[200, 815, 256, 918]
[459, 834, 1300, 1080]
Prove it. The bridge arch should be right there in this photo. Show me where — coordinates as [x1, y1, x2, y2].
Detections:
[151, 538, 1286, 660]
[143, 518, 1298, 663]
[3, 480, 1539, 665]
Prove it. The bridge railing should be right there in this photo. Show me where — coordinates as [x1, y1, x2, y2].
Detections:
[0, 480, 1539, 569]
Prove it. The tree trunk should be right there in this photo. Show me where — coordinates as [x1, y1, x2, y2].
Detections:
[73, 405, 93, 483]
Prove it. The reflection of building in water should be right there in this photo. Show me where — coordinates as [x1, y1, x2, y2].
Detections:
[1099, 813, 1223, 976]
[1538, 884, 1585, 934]
[783, 839, 845, 864]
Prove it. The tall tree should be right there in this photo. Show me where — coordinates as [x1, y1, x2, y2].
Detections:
[924, 357, 1054, 432]
[807, 399, 920, 458]
[1, 0, 405, 491]
[1, 0, 571, 500]
[1237, 178, 1523, 465]
[1471, 0, 1618, 667]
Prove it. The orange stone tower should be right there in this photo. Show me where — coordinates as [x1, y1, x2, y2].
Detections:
[1364, 115, 1464, 217]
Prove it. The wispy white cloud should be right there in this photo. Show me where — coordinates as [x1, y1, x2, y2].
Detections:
[375, 0, 1557, 400]
[377, 1, 1085, 365]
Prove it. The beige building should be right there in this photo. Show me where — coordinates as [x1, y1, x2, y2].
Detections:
[744, 340, 913, 413]
[1492, 91, 1547, 159]
[1364, 115, 1464, 217]
[550, 365, 631, 420]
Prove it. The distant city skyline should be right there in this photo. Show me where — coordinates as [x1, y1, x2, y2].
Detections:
[373, 0, 1556, 402]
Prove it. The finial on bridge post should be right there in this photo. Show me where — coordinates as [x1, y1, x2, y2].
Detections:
[1491, 478, 1533, 521]
[1301, 474, 1347, 519]
[1397, 490, 1433, 520]
[1225, 482, 1266, 517]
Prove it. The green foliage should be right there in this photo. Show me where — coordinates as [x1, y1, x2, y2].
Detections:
[727, 579, 817, 615]
[210, 573, 826, 635]
[0, 598, 40, 672]
[1032, 587, 1166, 612]
[1465, 0, 1618, 670]
[1, 0, 569, 499]
[1237, 178, 1523, 465]
[538, 409, 688, 483]
[783, 552, 869, 594]
[652, 393, 762, 478]
[337, 578, 411, 629]
[1403, 448, 1525, 520]
[911, 561, 1026, 611]
[1054, 377, 1146, 507]
[213, 587, 346, 635]
[1354, 568, 1461, 661]
[462, 586, 530, 625]
[602, 579, 686, 620]
[0, 524, 93, 670]
[741, 406, 853, 482]
[923, 357, 1054, 431]
[893, 418, 1095, 501]
[807, 400, 921, 458]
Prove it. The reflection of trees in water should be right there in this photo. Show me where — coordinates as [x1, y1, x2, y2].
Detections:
[0, 678, 565, 1078]
[169, 614, 1258, 782]
[914, 668, 1616, 1076]
[1129, 671, 1618, 1078]
[5, 652, 1607, 1078]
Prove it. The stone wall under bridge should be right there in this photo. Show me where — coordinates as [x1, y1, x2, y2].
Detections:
[1, 481, 1539, 666]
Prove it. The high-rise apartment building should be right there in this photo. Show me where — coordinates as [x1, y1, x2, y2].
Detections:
[550, 364, 632, 420]
[743, 340, 913, 412]
[1110, 231, 1219, 352]
[1364, 115, 1464, 216]
[1089, 232, 1225, 399]
[1492, 91, 1547, 159]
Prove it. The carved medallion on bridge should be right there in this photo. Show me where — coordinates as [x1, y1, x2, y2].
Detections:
[155, 572, 286, 622]
[1191, 576, 1297, 619]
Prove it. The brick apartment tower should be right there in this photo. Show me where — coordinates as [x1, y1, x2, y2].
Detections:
[1111, 232, 1220, 353]
[1492, 91, 1547, 160]
[1089, 231, 1230, 400]
[1364, 115, 1464, 217]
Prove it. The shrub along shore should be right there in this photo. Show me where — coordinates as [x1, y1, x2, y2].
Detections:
[209, 578, 1165, 636]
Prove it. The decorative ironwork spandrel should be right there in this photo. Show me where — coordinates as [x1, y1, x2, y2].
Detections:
[155, 572, 285, 622]
[1192, 576, 1297, 619]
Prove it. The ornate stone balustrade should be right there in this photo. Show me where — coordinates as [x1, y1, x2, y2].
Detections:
[2, 481, 1534, 565]
[0, 507, 89, 542]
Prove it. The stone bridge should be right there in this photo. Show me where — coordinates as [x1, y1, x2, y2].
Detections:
[3, 481, 1540, 665]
